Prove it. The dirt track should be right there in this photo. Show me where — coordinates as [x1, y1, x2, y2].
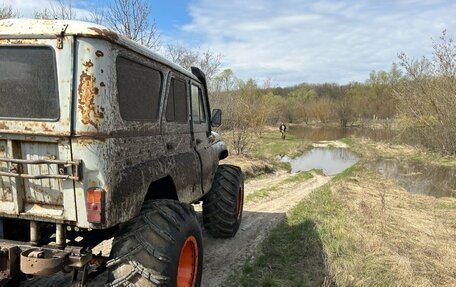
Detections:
[20, 172, 330, 287]
[201, 172, 330, 286]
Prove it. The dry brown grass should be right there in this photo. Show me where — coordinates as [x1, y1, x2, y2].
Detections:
[223, 155, 276, 179]
[330, 168, 456, 286]
[352, 137, 456, 168]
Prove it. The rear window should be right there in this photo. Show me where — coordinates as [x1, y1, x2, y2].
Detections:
[116, 57, 163, 121]
[0, 46, 59, 120]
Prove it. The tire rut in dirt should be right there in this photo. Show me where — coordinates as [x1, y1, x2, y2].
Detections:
[203, 164, 244, 238]
[106, 199, 203, 287]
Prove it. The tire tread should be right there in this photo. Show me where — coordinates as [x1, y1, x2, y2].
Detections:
[203, 164, 244, 238]
[107, 199, 202, 286]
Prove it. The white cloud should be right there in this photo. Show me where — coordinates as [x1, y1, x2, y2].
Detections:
[180, 0, 456, 86]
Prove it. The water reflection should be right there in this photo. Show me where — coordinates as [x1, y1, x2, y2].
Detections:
[367, 159, 456, 198]
[281, 148, 359, 176]
[290, 126, 395, 142]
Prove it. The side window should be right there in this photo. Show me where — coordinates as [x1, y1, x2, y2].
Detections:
[116, 57, 162, 121]
[191, 84, 207, 124]
[166, 78, 188, 123]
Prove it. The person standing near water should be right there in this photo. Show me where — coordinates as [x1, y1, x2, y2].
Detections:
[279, 122, 287, 140]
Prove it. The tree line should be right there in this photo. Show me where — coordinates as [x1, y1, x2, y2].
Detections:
[209, 31, 455, 156]
[207, 66, 402, 154]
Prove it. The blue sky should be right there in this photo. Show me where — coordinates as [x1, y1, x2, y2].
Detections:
[3, 0, 456, 86]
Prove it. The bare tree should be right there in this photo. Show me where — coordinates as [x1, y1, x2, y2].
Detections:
[0, 3, 20, 19]
[106, 0, 160, 49]
[83, 8, 105, 25]
[166, 44, 221, 81]
[166, 44, 199, 70]
[395, 30, 456, 154]
[34, 0, 76, 20]
[213, 69, 236, 92]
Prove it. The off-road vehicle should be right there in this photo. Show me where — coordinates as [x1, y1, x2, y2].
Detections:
[0, 19, 244, 286]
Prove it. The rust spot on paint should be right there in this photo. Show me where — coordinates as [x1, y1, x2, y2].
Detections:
[0, 39, 38, 45]
[78, 71, 104, 129]
[95, 50, 104, 57]
[41, 123, 52, 132]
[83, 60, 94, 68]
[88, 27, 119, 42]
[77, 138, 97, 145]
[0, 122, 9, 130]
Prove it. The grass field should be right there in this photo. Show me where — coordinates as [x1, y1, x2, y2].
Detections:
[223, 135, 456, 287]
[251, 131, 311, 161]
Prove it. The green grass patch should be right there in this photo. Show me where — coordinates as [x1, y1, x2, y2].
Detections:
[282, 171, 314, 184]
[339, 137, 353, 146]
[223, 184, 346, 287]
[252, 132, 311, 161]
[331, 165, 356, 181]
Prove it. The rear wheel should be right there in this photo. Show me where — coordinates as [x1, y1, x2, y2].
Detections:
[107, 199, 203, 287]
[203, 164, 244, 238]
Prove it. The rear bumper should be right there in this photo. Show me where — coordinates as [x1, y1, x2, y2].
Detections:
[0, 240, 91, 279]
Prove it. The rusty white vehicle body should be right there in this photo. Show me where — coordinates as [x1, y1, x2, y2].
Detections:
[0, 19, 239, 286]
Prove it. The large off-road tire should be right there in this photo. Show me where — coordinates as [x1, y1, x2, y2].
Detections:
[203, 164, 244, 238]
[106, 199, 203, 287]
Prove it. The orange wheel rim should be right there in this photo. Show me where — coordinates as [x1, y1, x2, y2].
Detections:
[236, 184, 244, 219]
[177, 236, 198, 287]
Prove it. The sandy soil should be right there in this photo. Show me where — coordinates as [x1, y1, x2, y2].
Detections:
[243, 170, 289, 192]
[19, 172, 330, 287]
[312, 140, 349, 149]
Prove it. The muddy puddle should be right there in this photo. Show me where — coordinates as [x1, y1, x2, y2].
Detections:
[367, 159, 456, 198]
[281, 147, 359, 176]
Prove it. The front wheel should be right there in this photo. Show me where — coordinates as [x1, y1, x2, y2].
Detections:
[107, 199, 203, 287]
[203, 164, 244, 238]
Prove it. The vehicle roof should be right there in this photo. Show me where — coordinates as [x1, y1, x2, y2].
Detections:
[0, 18, 199, 81]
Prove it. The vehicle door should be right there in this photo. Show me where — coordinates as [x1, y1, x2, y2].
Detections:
[190, 82, 217, 194]
[162, 74, 202, 201]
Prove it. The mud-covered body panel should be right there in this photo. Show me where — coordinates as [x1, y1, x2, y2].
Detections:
[0, 19, 227, 229]
[71, 38, 213, 228]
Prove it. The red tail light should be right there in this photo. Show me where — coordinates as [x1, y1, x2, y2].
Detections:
[87, 188, 104, 223]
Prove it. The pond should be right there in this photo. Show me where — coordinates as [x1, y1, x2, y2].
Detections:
[367, 159, 456, 198]
[286, 125, 455, 198]
[281, 147, 359, 176]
